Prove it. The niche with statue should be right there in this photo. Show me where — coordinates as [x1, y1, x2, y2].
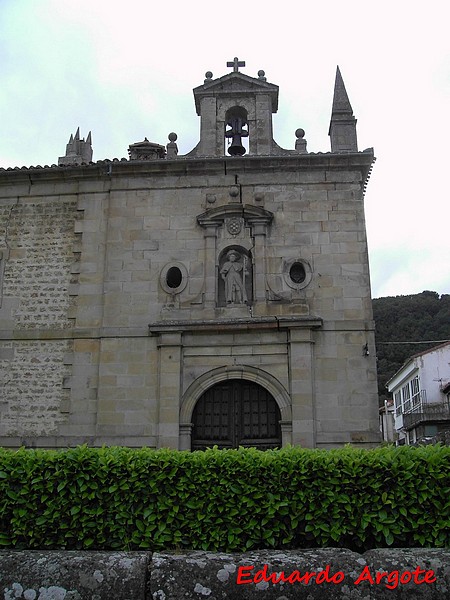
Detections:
[218, 246, 253, 307]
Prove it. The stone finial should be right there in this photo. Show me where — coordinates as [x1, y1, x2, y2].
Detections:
[295, 128, 308, 154]
[166, 132, 178, 158]
[204, 71, 213, 83]
[328, 66, 358, 153]
[58, 128, 93, 166]
[257, 70, 267, 82]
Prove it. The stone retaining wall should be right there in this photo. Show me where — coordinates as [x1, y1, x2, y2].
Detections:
[1, 549, 449, 599]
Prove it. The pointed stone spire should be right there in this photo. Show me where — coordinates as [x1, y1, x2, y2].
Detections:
[332, 66, 353, 113]
[328, 66, 358, 153]
[58, 128, 93, 166]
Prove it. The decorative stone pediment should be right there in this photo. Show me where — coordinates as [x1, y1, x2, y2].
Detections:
[193, 72, 279, 115]
[197, 203, 274, 229]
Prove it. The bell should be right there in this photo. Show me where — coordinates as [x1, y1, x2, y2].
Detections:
[227, 137, 246, 156]
[225, 115, 249, 156]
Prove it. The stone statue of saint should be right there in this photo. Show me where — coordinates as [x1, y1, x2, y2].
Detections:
[220, 250, 248, 304]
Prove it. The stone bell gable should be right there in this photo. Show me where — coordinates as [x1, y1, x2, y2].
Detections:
[0, 60, 380, 449]
[190, 69, 279, 157]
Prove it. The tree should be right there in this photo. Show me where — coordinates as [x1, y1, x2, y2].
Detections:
[373, 292, 450, 404]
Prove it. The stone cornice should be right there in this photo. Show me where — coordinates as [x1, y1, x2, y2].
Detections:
[0, 149, 376, 186]
[148, 316, 323, 335]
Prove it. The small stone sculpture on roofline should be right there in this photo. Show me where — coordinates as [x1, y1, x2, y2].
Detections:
[220, 250, 248, 305]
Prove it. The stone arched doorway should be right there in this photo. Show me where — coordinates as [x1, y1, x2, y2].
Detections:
[191, 379, 282, 450]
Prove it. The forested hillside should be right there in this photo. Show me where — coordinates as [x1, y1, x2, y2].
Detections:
[373, 291, 450, 403]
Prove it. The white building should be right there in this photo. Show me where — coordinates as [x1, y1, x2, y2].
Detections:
[387, 342, 450, 445]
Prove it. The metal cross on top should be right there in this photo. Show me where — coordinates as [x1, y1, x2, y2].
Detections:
[227, 57, 245, 72]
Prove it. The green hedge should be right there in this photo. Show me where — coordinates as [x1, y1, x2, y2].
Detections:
[0, 445, 449, 551]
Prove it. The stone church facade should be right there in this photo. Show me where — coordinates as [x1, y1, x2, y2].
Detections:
[0, 61, 380, 449]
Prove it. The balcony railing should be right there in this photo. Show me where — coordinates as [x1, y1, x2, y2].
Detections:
[403, 401, 450, 430]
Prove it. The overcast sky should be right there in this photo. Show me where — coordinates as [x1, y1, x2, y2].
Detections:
[1, 0, 449, 299]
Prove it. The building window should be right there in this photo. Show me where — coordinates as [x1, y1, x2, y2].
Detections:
[424, 424, 438, 437]
[402, 384, 411, 414]
[289, 262, 306, 284]
[394, 391, 402, 416]
[283, 258, 312, 290]
[160, 262, 188, 295]
[411, 376, 421, 410]
[166, 266, 183, 289]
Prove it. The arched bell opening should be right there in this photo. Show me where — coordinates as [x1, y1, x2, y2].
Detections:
[225, 106, 249, 156]
[191, 379, 282, 450]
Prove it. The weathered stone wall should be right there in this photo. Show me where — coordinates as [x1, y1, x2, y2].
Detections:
[95, 336, 158, 446]
[0, 197, 77, 330]
[0, 340, 72, 440]
[63, 160, 373, 329]
[0, 153, 379, 448]
[0, 192, 77, 444]
[1, 549, 449, 599]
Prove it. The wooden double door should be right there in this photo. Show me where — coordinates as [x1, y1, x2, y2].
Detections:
[191, 380, 282, 450]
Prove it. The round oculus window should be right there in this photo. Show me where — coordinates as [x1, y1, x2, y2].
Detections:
[166, 266, 183, 289]
[289, 262, 306, 284]
[160, 262, 188, 295]
[283, 258, 312, 290]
